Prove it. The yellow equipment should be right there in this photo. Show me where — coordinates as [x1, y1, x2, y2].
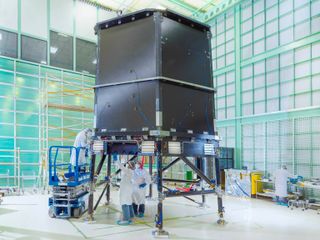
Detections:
[251, 171, 263, 196]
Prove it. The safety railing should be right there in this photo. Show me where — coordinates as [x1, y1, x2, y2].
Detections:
[48, 146, 91, 186]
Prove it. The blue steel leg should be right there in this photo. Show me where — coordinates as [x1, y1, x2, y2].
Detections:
[153, 142, 169, 237]
[106, 154, 112, 204]
[215, 156, 225, 224]
[88, 153, 96, 221]
[196, 157, 206, 207]
[148, 156, 153, 198]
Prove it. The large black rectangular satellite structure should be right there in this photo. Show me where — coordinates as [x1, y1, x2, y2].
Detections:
[94, 9, 216, 137]
[89, 10, 225, 232]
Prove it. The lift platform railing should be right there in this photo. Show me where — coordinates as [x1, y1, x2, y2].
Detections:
[48, 146, 91, 187]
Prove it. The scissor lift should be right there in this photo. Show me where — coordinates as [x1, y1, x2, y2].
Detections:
[48, 146, 91, 218]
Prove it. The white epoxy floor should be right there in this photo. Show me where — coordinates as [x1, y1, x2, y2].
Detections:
[0, 188, 319, 240]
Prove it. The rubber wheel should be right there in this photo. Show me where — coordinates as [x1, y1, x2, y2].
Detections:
[48, 206, 56, 218]
[73, 208, 81, 218]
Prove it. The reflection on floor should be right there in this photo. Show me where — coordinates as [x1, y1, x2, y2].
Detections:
[0, 188, 319, 240]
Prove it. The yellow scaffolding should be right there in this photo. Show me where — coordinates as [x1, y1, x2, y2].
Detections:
[39, 73, 94, 188]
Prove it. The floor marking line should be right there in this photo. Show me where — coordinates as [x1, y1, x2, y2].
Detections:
[87, 227, 151, 239]
[68, 219, 88, 239]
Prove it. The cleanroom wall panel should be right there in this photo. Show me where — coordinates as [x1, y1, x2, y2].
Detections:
[208, 0, 320, 179]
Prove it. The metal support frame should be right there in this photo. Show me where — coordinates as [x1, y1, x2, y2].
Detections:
[180, 156, 213, 186]
[152, 141, 169, 237]
[162, 178, 200, 184]
[87, 153, 96, 221]
[90, 153, 138, 213]
[106, 154, 112, 204]
[95, 153, 107, 177]
[148, 156, 153, 198]
[196, 157, 206, 207]
[165, 189, 215, 198]
[86, 138, 225, 235]
[162, 157, 181, 172]
[162, 185, 202, 205]
[215, 155, 225, 224]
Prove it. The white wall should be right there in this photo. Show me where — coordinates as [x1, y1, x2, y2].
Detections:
[21, 0, 48, 39]
[0, 0, 18, 31]
[76, 1, 97, 41]
[51, 0, 74, 35]
[0, 0, 116, 41]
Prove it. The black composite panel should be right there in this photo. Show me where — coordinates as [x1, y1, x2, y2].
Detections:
[95, 80, 214, 135]
[95, 9, 216, 137]
[97, 17, 157, 85]
[161, 82, 214, 134]
[95, 81, 157, 132]
[161, 17, 212, 87]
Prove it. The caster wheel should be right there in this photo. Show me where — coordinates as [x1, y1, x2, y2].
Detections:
[48, 206, 56, 218]
[73, 208, 81, 218]
[217, 219, 226, 225]
[152, 229, 169, 238]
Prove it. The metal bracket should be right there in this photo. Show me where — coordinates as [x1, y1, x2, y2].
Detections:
[158, 192, 166, 201]
[152, 229, 169, 238]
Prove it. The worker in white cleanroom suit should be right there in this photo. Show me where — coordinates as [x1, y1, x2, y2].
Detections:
[132, 160, 151, 218]
[117, 160, 135, 225]
[274, 165, 293, 204]
[70, 128, 93, 167]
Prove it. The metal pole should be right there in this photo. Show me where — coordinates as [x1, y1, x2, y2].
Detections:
[201, 157, 206, 205]
[153, 141, 169, 237]
[161, 157, 180, 172]
[114, 155, 137, 175]
[95, 153, 107, 177]
[17, 147, 21, 192]
[215, 156, 225, 224]
[196, 157, 206, 206]
[88, 153, 96, 221]
[162, 185, 203, 204]
[180, 156, 213, 186]
[94, 183, 108, 211]
[148, 156, 153, 198]
[106, 154, 112, 204]
[162, 178, 200, 183]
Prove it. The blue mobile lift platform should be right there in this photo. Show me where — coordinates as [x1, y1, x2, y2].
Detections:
[48, 146, 91, 218]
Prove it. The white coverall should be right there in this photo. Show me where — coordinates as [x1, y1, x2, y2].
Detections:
[118, 162, 134, 205]
[132, 167, 151, 205]
[274, 168, 293, 198]
[70, 129, 92, 166]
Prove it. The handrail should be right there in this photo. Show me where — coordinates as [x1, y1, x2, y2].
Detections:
[48, 145, 89, 184]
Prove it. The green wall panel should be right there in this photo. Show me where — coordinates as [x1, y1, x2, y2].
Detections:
[0, 138, 14, 149]
[16, 62, 39, 75]
[211, 0, 320, 179]
[0, 71, 14, 84]
[0, 58, 14, 71]
[16, 87, 39, 100]
[16, 74, 39, 88]
[0, 111, 14, 123]
[0, 97, 14, 111]
[16, 139, 39, 151]
[0, 124, 14, 136]
[0, 84, 14, 97]
[16, 100, 39, 113]
[16, 113, 39, 125]
[0, 56, 94, 187]
[16, 126, 39, 138]
[20, 152, 39, 163]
